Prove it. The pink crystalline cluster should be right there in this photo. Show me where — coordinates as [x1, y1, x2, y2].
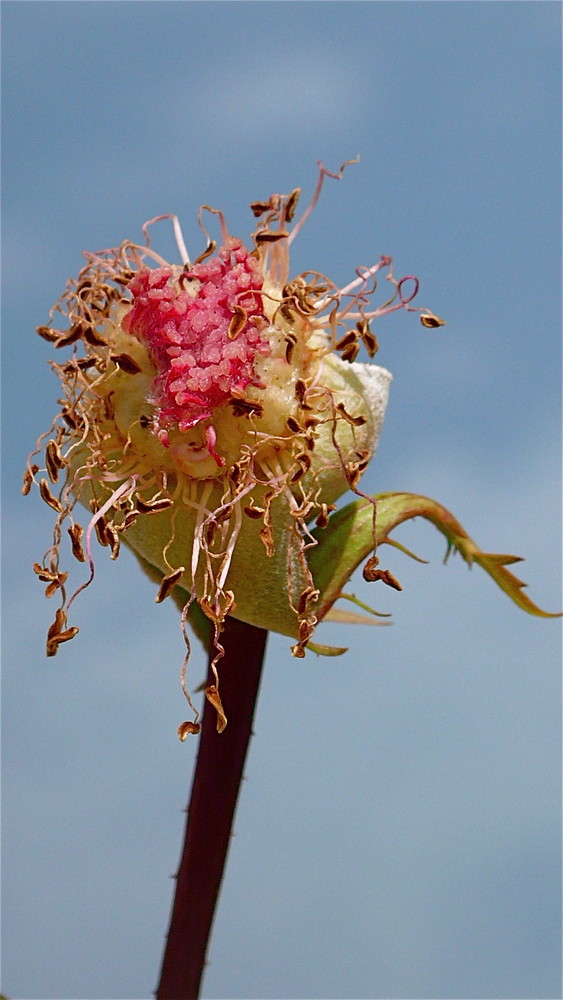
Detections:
[123, 238, 270, 445]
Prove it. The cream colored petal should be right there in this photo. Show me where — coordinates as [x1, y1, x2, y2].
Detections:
[324, 354, 392, 453]
[306, 355, 392, 505]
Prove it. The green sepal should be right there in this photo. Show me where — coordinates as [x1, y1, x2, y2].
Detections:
[309, 491, 562, 623]
[306, 641, 349, 656]
[131, 490, 560, 659]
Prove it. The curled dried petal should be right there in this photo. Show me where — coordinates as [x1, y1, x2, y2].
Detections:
[205, 684, 227, 733]
[155, 567, 185, 603]
[39, 479, 63, 513]
[177, 720, 201, 741]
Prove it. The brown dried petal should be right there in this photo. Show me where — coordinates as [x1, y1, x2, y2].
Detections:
[46, 439, 64, 483]
[39, 479, 63, 512]
[335, 330, 358, 351]
[363, 555, 402, 590]
[358, 322, 379, 357]
[228, 306, 247, 341]
[341, 343, 360, 363]
[22, 465, 39, 496]
[285, 336, 296, 363]
[192, 241, 216, 266]
[135, 496, 174, 514]
[203, 520, 219, 547]
[68, 523, 86, 562]
[229, 398, 263, 418]
[155, 567, 185, 603]
[259, 525, 275, 557]
[222, 590, 236, 617]
[82, 325, 107, 347]
[110, 354, 143, 374]
[249, 200, 272, 217]
[94, 515, 109, 547]
[47, 626, 79, 656]
[420, 312, 446, 329]
[105, 524, 121, 560]
[177, 720, 201, 741]
[44, 574, 68, 599]
[295, 378, 306, 400]
[286, 416, 302, 433]
[33, 562, 57, 582]
[249, 195, 281, 217]
[295, 452, 311, 472]
[298, 617, 316, 643]
[284, 187, 301, 222]
[37, 324, 62, 343]
[254, 229, 289, 244]
[75, 357, 99, 370]
[205, 684, 227, 733]
[376, 569, 403, 591]
[244, 505, 265, 520]
[315, 503, 336, 529]
[61, 408, 78, 430]
[46, 608, 78, 656]
[55, 324, 86, 348]
[290, 642, 307, 658]
[297, 586, 320, 615]
[289, 465, 305, 485]
[121, 510, 140, 530]
[112, 269, 135, 287]
[336, 402, 367, 427]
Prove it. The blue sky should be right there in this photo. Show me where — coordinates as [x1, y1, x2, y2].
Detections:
[2, 3, 561, 999]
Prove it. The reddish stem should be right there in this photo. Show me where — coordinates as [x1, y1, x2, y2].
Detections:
[155, 617, 268, 1000]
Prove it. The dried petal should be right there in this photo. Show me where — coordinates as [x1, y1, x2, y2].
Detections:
[254, 229, 289, 244]
[39, 479, 63, 512]
[68, 523, 86, 562]
[284, 188, 301, 222]
[110, 353, 143, 374]
[227, 306, 247, 341]
[205, 684, 227, 733]
[420, 312, 446, 329]
[177, 720, 201, 741]
[155, 567, 185, 603]
[46, 439, 64, 483]
[46, 608, 78, 656]
[22, 465, 39, 495]
[135, 496, 174, 514]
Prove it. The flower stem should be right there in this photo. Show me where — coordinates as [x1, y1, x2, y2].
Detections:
[155, 617, 268, 1000]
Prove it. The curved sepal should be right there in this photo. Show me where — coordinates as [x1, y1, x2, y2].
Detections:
[309, 491, 562, 623]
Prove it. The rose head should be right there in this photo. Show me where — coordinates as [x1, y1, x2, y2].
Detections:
[25, 162, 556, 736]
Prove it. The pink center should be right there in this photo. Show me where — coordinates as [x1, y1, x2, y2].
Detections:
[123, 238, 270, 455]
